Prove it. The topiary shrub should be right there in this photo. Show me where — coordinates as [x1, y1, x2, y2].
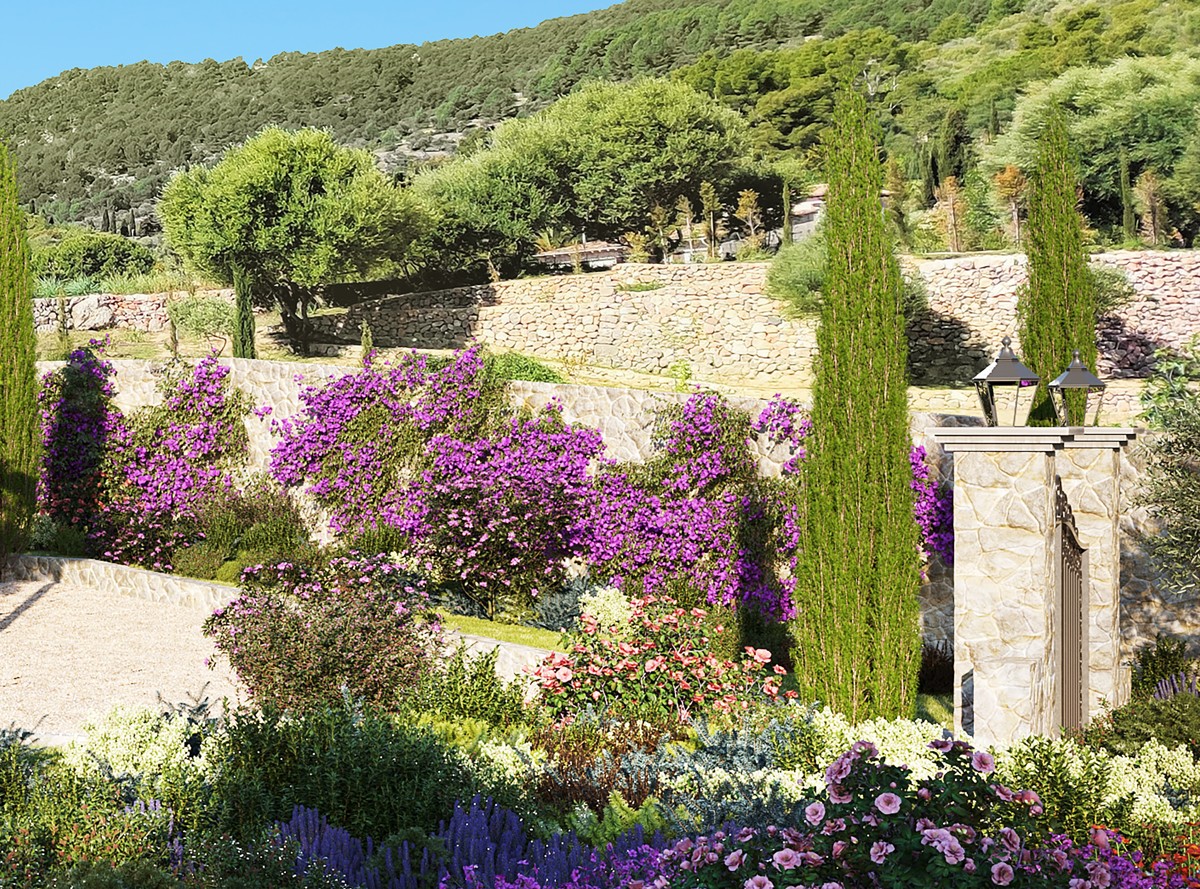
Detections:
[204, 553, 445, 713]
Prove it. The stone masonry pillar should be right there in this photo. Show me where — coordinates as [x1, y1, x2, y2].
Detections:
[935, 427, 1139, 747]
[937, 429, 1069, 748]
[1058, 429, 1139, 717]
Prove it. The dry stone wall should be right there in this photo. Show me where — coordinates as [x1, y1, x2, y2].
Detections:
[909, 251, 1200, 382]
[299, 252, 1200, 396]
[31, 289, 234, 333]
[310, 263, 817, 386]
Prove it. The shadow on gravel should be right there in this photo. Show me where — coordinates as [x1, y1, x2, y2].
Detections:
[0, 582, 56, 633]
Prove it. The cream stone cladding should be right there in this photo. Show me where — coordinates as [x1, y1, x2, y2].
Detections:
[936, 428, 1137, 747]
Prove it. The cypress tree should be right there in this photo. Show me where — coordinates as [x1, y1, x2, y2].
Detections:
[920, 141, 939, 208]
[938, 106, 972, 182]
[1120, 149, 1136, 242]
[790, 92, 922, 722]
[232, 264, 257, 359]
[988, 98, 1001, 140]
[0, 142, 39, 567]
[1019, 108, 1096, 425]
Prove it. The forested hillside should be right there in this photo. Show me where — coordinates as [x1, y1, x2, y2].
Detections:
[2, 0, 1199, 242]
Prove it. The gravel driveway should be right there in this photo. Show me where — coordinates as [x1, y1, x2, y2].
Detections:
[0, 580, 244, 746]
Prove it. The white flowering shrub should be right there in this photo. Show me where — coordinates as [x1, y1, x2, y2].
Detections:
[578, 585, 633, 634]
[62, 705, 215, 829]
[805, 708, 948, 779]
[1106, 740, 1200, 825]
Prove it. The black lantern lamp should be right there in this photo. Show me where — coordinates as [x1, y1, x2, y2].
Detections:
[973, 336, 1041, 427]
[1047, 350, 1106, 427]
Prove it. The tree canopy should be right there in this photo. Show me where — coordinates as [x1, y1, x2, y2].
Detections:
[159, 127, 424, 339]
[413, 79, 749, 272]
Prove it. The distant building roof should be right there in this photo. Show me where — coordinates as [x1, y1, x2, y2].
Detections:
[531, 240, 629, 268]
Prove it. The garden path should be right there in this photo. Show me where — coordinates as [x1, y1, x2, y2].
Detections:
[0, 579, 243, 746]
[0, 579, 552, 747]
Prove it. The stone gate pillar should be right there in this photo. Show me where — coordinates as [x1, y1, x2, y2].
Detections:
[936, 429, 1068, 747]
[935, 427, 1138, 747]
[1058, 429, 1139, 717]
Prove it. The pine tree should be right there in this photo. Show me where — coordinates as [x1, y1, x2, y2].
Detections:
[1018, 109, 1096, 426]
[0, 142, 39, 566]
[1120, 149, 1136, 242]
[790, 91, 921, 721]
[232, 264, 257, 359]
[938, 106, 972, 182]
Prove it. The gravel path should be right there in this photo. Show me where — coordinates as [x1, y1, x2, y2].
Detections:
[0, 580, 244, 746]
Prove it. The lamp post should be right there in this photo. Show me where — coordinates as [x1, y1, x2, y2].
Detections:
[1048, 350, 1107, 427]
[973, 336, 1041, 427]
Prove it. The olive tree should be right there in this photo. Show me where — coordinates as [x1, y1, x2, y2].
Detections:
[159, 127, 425, 348]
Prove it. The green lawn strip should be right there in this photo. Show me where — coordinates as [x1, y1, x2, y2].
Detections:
[915, 692, 954, 730]
[439, 613, 567, 652]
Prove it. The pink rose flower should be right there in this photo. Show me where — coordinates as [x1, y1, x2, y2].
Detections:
[772, 849, 800, 870]
[870, 841, 895, 865]
[971, 751, 996, 773]
[805, 802, 826, 826]
[744, 877, 774, 889]
[991, 862, 1015, 886]
[725, 850, 746, 871]
[875, 792, 902, 815]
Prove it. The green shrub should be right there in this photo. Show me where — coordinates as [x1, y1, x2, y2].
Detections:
[166, 294, 234, 342]
[32, 231, 154, 280]
[63, 275, 101, 297]
[203, 554, 444, 713]
[48, 522, 91, 557]
[45, 860, 177, 889]
[171, 542, 227, 580]
[486, 350, 566, 383]
[1075, 692, 1200, 759]
[767, 231, 928, 321]
[1132, 635, 1196, 698]
[996, 734, 1120, 841]
[399, 644, 529, 727]
[208, 704, 476, 843]
[61, 705, 216, 837]
[1090, 262, 1136, 317]
[194, 479, 310, 563]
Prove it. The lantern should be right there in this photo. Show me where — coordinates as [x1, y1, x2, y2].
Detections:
[1048, 350, 1106, 427]
[973, 336, 1041, 427]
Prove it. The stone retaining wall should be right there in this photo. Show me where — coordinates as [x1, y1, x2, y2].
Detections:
[35, 356, 1192, 656]
[32, 289, 233, 333]
[910, 251, 1200, 382]
[299, 252, 1200, 389]
[3, 554, 237, 611]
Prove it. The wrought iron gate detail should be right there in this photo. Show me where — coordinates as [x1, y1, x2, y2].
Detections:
[1055, 477, 1087, 732]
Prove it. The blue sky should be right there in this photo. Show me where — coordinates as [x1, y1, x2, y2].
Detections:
[1, 0, 612, 99]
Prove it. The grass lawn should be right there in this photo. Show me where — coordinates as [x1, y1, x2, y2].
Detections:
[915, 692, 954, 730]
[439, 613, 567, 652]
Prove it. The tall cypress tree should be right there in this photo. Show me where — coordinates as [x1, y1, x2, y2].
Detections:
[1120, 148, 1136, 242]
[0, 142, 39, 567]
[1019, 108, 1096, 425]
[232, 263, 257, 359]
[790, 92, 921, 722]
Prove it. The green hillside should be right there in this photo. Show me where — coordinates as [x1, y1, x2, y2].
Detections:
[1, 0, 1198, 240]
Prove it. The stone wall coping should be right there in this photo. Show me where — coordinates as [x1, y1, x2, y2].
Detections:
[1061, 428, 1141, 450]
[936, 427, 1141, 452]
[935, 428, 1074, 452]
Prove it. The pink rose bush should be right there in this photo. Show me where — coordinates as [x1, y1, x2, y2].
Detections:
[651, 738, 1138, 888]
[528, 593, 789, 726]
